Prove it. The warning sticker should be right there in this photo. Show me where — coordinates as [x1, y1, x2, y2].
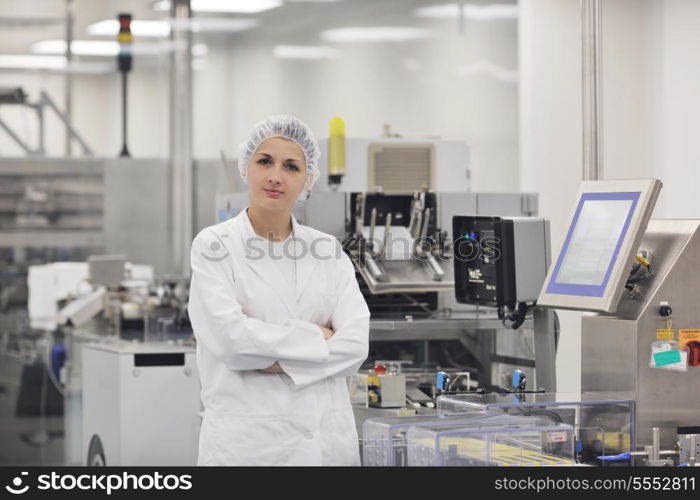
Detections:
[656, 329, 674, 341]
[679, 329, 700, 346]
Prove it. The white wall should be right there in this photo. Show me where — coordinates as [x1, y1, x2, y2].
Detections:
[656, 0, 700, 219]
[519, 0, 583, 393]
[225, 16, 520, 192]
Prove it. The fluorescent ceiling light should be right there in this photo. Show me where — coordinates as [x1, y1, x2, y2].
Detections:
[0, 55, 66, 70]
[193, 0, 282, 13]
[31, 40, 205, 57]
[172, 18, 258, 33]
[192, 43, 209, 57]
[154, 0, 282, 13]
[30, 40, 168, 57]
[320, 27, 431, 43]
[33, 40, 120, 56]
[273, 45, 340, 60]
[0, 56, 112, 73]
[88, 17, 258, 36]
[86, 19, 171, 37]
[414, 3, 518, 20]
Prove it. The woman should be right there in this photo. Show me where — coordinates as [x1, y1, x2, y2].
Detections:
[188, 115, 370, 466]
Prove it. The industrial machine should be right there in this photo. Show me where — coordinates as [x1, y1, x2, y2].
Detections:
[82, 342, 200, 466]
[451, 215, 555, 392]
[26, 253, 195, 465]
[453, 216, 550, 325]
[362, 177, 700, 466]
[538, 178, 700, 461]
[317, 135, 471, 194]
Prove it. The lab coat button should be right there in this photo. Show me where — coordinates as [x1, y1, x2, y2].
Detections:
[304, 432, 314, 440]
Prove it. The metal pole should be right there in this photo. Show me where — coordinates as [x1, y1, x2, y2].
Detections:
[65, 0, 74, 156]
[0, 117, 33, 154]
[40, 91, 94, 156]
[36, 100, 45, 155]
[120, 71, 130, 157]
[117, 13, 132, 158]
[581, 0, 603, 181]
[533, 307, 557, 392]
[170, 0, 193, 275]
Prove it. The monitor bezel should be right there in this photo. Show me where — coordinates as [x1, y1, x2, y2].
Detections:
[537, 179, 662, 313]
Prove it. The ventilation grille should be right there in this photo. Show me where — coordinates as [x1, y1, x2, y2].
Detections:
[369, 144, 433, 192]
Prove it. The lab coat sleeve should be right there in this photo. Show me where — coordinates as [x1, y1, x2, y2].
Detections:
[188, 229, 330, 370]
[278, 250, 370, 391]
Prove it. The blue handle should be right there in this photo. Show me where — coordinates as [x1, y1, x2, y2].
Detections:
[512, 369, 525, 391]
[436, 371, 449, 391]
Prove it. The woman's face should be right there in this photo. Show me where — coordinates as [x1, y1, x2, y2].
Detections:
[247, 137, 308, 212]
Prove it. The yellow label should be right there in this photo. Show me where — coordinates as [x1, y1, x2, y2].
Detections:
[679, 329, 700, 346]
[656, 329, 674, 340]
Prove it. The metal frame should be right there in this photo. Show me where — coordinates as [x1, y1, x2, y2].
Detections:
[0, 91, 93, 156]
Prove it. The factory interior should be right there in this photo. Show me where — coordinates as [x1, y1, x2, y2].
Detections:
[1, 0, 699, 468]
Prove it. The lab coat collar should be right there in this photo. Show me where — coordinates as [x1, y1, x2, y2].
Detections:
[235, 207, 320, 318]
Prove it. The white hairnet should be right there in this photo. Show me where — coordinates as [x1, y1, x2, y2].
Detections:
[237, 115, 322, 202]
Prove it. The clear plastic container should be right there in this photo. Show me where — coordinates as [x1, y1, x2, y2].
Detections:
[406, 421, 575, 466]
[436, 392, 635, 462]
[362, 412, 540, 466]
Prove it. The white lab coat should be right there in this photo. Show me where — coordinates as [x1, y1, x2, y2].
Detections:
[188, 208, 370, 466]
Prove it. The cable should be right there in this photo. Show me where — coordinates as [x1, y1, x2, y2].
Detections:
[429, 307, 452, 319]
[553, 310, 560, 350]
[400, 294, 434, 316]
[502, 302, 534, 330]
[625, 253, 653, 290]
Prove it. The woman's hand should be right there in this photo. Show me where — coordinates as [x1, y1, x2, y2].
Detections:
[319, 325, 335, 340]
[260, 362, 283, 374]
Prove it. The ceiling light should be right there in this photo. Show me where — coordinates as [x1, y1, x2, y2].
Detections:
[31, 40, 170, 57]
[154, 0, 282, 13]
[273, 45, 340, 60]
[192, 43, 209, 57]
[86, 19, 171, 37]
[414, 3, 518, 21]
[171, 18, 259, 33]
[33, 40, 119, 56]
[0, 56, 112, 73]
[88, 17, 258, 36]
[320, 27, 431, 43]
[0, 55, 66, 70]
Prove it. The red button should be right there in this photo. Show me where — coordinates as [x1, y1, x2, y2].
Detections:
[686, 341, 700, 367]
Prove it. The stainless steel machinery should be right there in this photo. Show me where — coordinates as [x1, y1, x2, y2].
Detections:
[581, 219, 700, 450]
[539, 178, 700, 452]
